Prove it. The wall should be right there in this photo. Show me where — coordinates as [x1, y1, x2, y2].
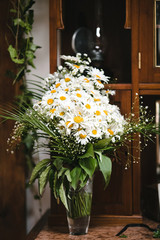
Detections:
[26, 0, 50, 234]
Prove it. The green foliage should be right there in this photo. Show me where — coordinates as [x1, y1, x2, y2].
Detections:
[59, 183, 69, 210]
[39, 165, 52, 195]
[70, 167, 82, 190]
[95, 151, 112, 188]
[7, 0, 41, 178]
[153, 229, 160, 238]
[29, 159, 51, 184]
[79, 157, 97, 178]
[119, 234, 128, 238]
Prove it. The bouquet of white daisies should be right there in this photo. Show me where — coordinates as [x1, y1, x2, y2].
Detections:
[1, 53, 158, 209]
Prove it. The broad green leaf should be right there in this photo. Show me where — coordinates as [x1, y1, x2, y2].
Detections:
[48, 168, 54, 190]
[65, 169, 72, 182]
[29, 158, 51, 184]
[59, 183, 68, 211]
[79, 157, 97, 178]
[79, 170, 88, 188]
[78, 143, 94, 159]
[93, 138, 111, 150]
[39, 165, 51, 195]
[53, 158, 62, 170]
[70, 167, 82, 190]
[58, 167, 67, 178]
[96, 152, 112, 188]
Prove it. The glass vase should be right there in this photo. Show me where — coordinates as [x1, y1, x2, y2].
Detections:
[66, 178, 93, 235]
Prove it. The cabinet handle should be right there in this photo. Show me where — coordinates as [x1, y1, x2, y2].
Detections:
[138, 52, 141, 69]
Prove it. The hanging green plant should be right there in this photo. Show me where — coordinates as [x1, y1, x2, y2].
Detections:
[7, 0, 40, 84]
[6, 0, 41, 174]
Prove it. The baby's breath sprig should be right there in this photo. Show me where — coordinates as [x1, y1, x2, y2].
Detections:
[7, 121, 24, 154]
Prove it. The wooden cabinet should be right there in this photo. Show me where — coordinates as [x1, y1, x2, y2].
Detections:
[139, 0, 160, 83]
[49, 0, 160, 225]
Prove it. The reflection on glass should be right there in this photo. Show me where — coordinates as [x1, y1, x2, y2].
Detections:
[155, 0, 160, 66]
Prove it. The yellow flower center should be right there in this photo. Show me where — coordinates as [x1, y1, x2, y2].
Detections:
[56, 83, 61, 88]
[108, 129, 114, 135]
[79, 134, 87, 139]
[74, 116, 84, 123]
[51, 89, 56, 93]
[95, 110, 101, 116]
[68, 106, 70, 109]
[106, 90, 109, 93]
[66, 121, 73, 128]
[94, 98, 100, 102]
[66, 121, 70, 126]
[60, 96, 66, 101]
[74, 65, 80, 68]
[65, 88, 69, 92]
[50, 108, 56, 113]
[76, 93, 82, 98]
[96, 74, 101, 78]
[60, 112, 65, 116]
[47, 99, 54, 105]
[92, 130, 97, 135]
[84, 78, 90, 83]
[97, 80, 102, 84]
[85, 104, 91, 109]
[76, 88, 80, 91]
[91, 91, 95, 95]
[103, 110, 108, 115]
[65, 77, 71, 82]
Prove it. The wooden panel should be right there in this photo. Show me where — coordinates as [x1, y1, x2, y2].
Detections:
[139, 83, 160, 89]
[124, 0, 131, 29]
[0, 0, 26, 239]
[139, 0, 160, 83]
[105, 83, 132, 90]
[131, 0, 141, 215]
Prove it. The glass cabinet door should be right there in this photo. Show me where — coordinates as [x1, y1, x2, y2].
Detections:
[139, 0, 160, 83]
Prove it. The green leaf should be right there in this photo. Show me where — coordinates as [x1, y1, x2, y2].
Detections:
[53, 158, 63, 170]
[58, 167, 67, 178]
[48, 168, 54, 190]
[59, 183, 68, 210]
[78, 143, 94, 159]
[65, 169, 72, 182]
[119, 234, 128, 238]
[8, 45, 24, 64]
[93, 138, 111, 151]
[14, 18, 26, 27]
[24, 0, 35, 14]
[79, 157, 97, 178]
[53, 171, 58, 199]
[70, 167, 82, 190]
[10, 9, 17, 13]
[79, 170, 88, 188]
[13, 66, 25, 84]
[29, 158, 51, 184]
[96, 152, 112, 188]
[39, 165, 51, 195]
